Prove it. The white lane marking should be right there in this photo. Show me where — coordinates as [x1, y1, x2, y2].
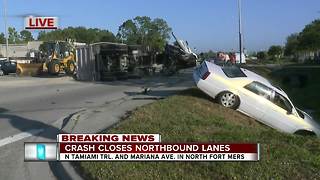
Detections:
[0, 129, 44, 147]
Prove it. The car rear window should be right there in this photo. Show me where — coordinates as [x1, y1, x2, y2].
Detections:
[221, 65, 247, 78]
[198, 61, 209, 77]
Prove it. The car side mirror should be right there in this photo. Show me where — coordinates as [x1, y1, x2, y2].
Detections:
[287, 109, 292, 115]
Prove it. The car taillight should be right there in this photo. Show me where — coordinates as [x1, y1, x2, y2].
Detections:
[201, 71, 211, 80]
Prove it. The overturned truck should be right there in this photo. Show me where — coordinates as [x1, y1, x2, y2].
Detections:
[76, 42, 128, 81]
[76, 34, 197, 81]
[76, 42, 156, 81]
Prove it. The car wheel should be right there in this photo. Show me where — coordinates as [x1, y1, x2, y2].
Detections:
[217, 91, 240, 109]
[294, 130, 316, 136]
[0, 70, 4, 76]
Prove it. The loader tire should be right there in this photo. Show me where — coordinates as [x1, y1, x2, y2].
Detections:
[48, 60, 60, 75]
[16, 68, 22, 76]
[66, 60, 76, 75]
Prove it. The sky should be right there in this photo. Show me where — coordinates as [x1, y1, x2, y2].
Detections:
[0, 0, 319, 52]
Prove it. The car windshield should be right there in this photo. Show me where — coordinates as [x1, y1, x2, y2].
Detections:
[221, 65, 247, 78]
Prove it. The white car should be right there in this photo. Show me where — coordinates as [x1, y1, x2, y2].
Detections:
[193, 60, 320, 137]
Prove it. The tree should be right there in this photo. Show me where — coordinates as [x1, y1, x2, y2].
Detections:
[148, 18, 172, 52]
[37, 27, 117, 44]
[8, 27, 21, 44]
[268, 45, 283, 59]
[257, 51, 267, 60]
[117, 16, 172, 53]
[297, 19, 320, 51]
[199, 50, 216, 59]
[95, 29, 117, 43]
[0, 33, 5, 44]
[117, 20, 138, 44]
[100, 33, 117, 42]
[284, 33, 299, 56]
[20, 30, 34, 42]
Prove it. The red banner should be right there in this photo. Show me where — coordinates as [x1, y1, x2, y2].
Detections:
[59, 143, 258, 153]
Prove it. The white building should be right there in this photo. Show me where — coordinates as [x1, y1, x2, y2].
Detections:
[235, 52, 246, 64]
[0, 41, 43, 58]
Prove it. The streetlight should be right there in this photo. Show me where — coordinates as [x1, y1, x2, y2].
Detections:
[3, 0, 9, 61]
[238, 0, 243, 64]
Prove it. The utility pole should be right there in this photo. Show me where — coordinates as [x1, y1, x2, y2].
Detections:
[3, 0, 9, 61]
[238, 0, 243, 64]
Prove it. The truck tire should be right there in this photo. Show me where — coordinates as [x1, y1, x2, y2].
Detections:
[48, 60, 61, 75]
[66, 60, 76, 75]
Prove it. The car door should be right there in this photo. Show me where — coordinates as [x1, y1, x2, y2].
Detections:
[4, 61, 11, 73]
[9, 61, 17, 73]
[238, 81, 272, 121]
[262, 92, 302, 132]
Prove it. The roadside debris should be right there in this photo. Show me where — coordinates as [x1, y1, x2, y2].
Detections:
[141, 87, 151, 94]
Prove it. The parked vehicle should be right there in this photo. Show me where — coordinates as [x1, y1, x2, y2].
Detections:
[0, 60, 17, 76]
[193, 60, 320, 137]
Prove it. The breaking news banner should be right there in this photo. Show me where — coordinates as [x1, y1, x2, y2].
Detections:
[24, 134, 260, 162]
[57, 134, 161, 143]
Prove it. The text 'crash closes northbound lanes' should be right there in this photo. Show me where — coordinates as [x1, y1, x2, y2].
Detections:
[60, 144, 234, 153]
[58, 134, 160, 143]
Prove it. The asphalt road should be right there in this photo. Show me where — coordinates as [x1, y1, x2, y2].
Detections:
[0, 70, 194, 180]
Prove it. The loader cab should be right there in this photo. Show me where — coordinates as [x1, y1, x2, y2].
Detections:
[39, 42, 59, 59]
[58, 41, 74, 58]
[40, 41, 74, 60]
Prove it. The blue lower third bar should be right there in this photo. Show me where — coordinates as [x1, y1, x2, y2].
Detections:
[24, 142, 57, 161]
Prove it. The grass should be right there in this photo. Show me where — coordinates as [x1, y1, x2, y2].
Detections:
[76, 88, 320, 180]
[273, 67, 320, 119]
[246, 58, 297, 65]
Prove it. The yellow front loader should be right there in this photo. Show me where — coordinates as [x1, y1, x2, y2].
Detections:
[44, 41, 76, 75]
[16, 63, 44, 76]
[16, 41, 76, 76]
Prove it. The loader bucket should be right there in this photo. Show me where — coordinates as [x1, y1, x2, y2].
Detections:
[16, 63, 44, 76]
